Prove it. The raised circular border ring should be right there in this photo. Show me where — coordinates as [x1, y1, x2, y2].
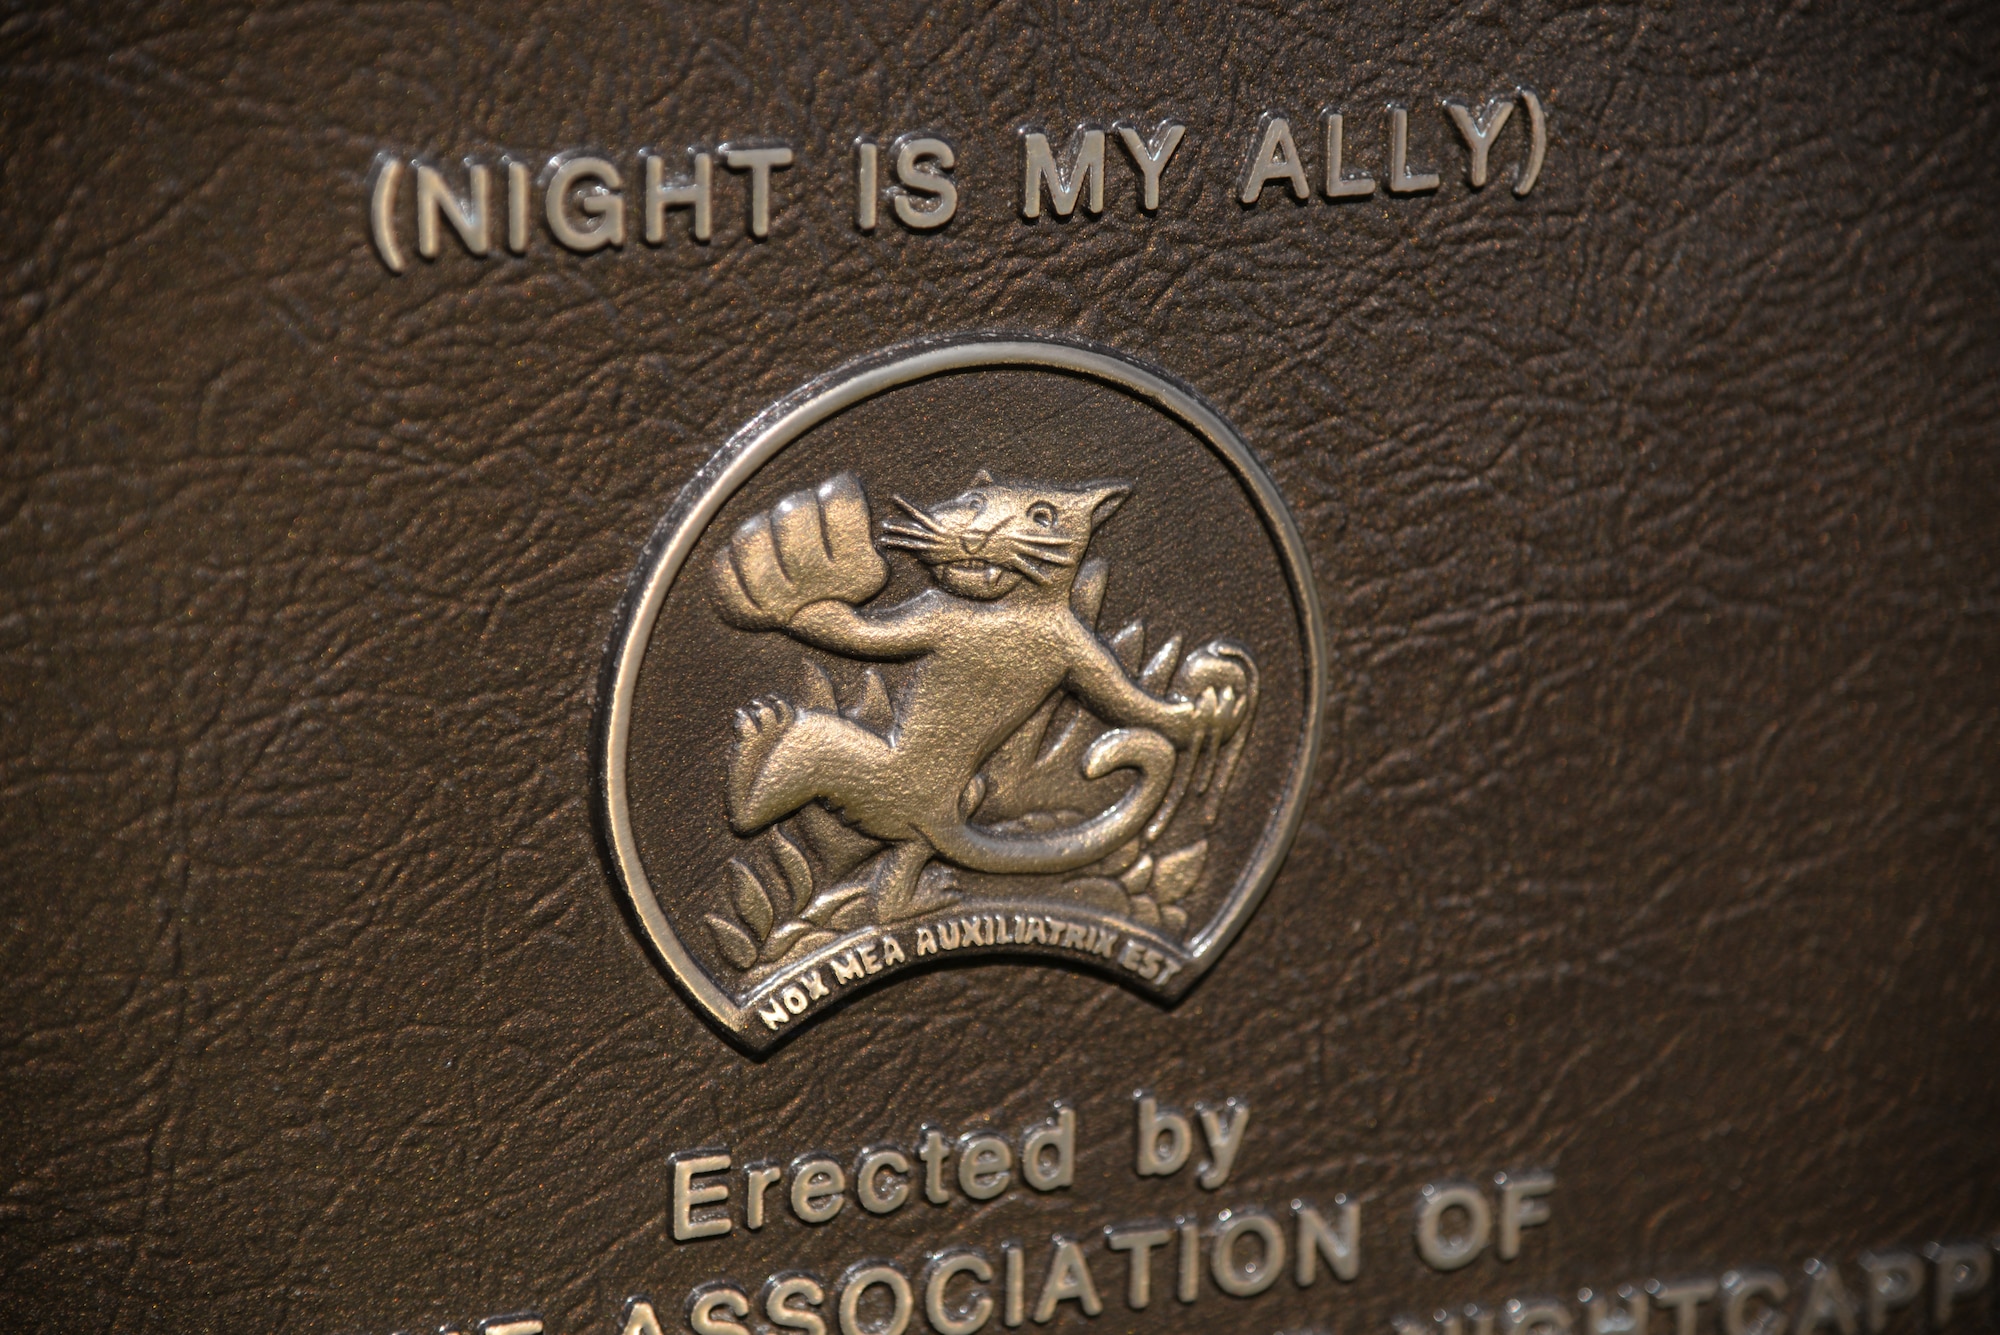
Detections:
[594, 330, 1327, 1050]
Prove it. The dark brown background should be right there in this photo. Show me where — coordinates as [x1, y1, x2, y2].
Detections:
[2, 2, 1997, 1333]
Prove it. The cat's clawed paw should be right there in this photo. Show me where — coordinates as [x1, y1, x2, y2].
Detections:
[727, 695, 797, 829]
[1175, 640, 1256, 740]
[734, 695, 795, 739]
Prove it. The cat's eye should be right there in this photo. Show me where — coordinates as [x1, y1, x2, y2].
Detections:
[1027, 502, 1057, 528]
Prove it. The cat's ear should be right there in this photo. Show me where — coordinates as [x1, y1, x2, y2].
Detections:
[1088, 484, 1131, 527]
[971, 469, 994, 486]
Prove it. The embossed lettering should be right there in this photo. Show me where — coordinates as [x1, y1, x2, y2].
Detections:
[1195, 1099, 1249, 1189]
[768, 1275, 828, 1335]
[621, 1297, 665, 1335]
[690, 1289, 751, 1335]
[1925, 1243, 1992, 1325]
[370, 155, 407, 273]
[1240, 115, 1311, 204]
[1021, 126, 1105, 218]
[1135, 1094, 1192, 1177]
[1004, 1243, 1026, 1327]
[1859, 1253, 1924, 1334]
[1720, 1268, 1790, 1335]
[1416, 1180, 1491, 1271]
[506, 159, 530, 252]
[1495, 1170, 1555, 1259]
[1107, 1224, 1173, 1308]
[1443, 96, 1517, 188]
[1177, 1216, 1201, 1302]
[671, 1150, 733, 1241]
[856, 1147, 912, 1215]
[416, 161, 490, 258]
[957, 1133, 1012, 1200]
[1386, 105, 1440, 194]
[721, 143, 794, 239]
[1022, 1106, 1075, 1191]
[791, 1156, 846, 1224]
[855, 138, 879, 231]
[643, 147, 713, 243]
[1294, 1197, 1361, 1284]
[1514, 88, 1547, 195]
[1580, 1285, 1647, 1335]
[1321, 110, 1375, 198]
[1115, 119, 1185, 211]
[838, 1263, 913, 1335]
[919, 1128, 952, 1205]
[1796, 1261, 1857, 1335]
[370, 99, 1553, 282]
[892, 135, 957, 229]
[546, 155, 625, 251]
[1212, 1209, 1285, 1297]
[1033, 1237, 1103, 1322]
[924, 1251, 995, 1335]
[1118, 939, 1180, 982]
[1646, 1278, 1719, 1335]
[744, 1162, 782, 1230]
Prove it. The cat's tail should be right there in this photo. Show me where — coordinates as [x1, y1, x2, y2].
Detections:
[919, 729, 1178, 876]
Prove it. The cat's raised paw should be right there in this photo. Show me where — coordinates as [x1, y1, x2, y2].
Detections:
[713, 473, 890, 629]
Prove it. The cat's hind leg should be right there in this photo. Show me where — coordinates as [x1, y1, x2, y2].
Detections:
[727, 700, 893, 835]
[872, 838, 960, 923]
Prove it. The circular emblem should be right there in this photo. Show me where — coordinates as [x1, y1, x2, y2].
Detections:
[598, 334, 1324, 1049]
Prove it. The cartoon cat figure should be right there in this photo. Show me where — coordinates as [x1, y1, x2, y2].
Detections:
[712, 469, 1252, 921]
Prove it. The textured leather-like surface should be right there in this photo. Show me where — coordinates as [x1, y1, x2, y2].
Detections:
[3, 2, 1998, 1332]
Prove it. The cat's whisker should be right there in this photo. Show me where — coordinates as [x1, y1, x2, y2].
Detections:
[1010, 544, 1075, 568]
[1009, 555, 1053, 585]
[888, 495, 947, 533]
[878, 534, 935, 549]
[879, 522, 936, 543]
